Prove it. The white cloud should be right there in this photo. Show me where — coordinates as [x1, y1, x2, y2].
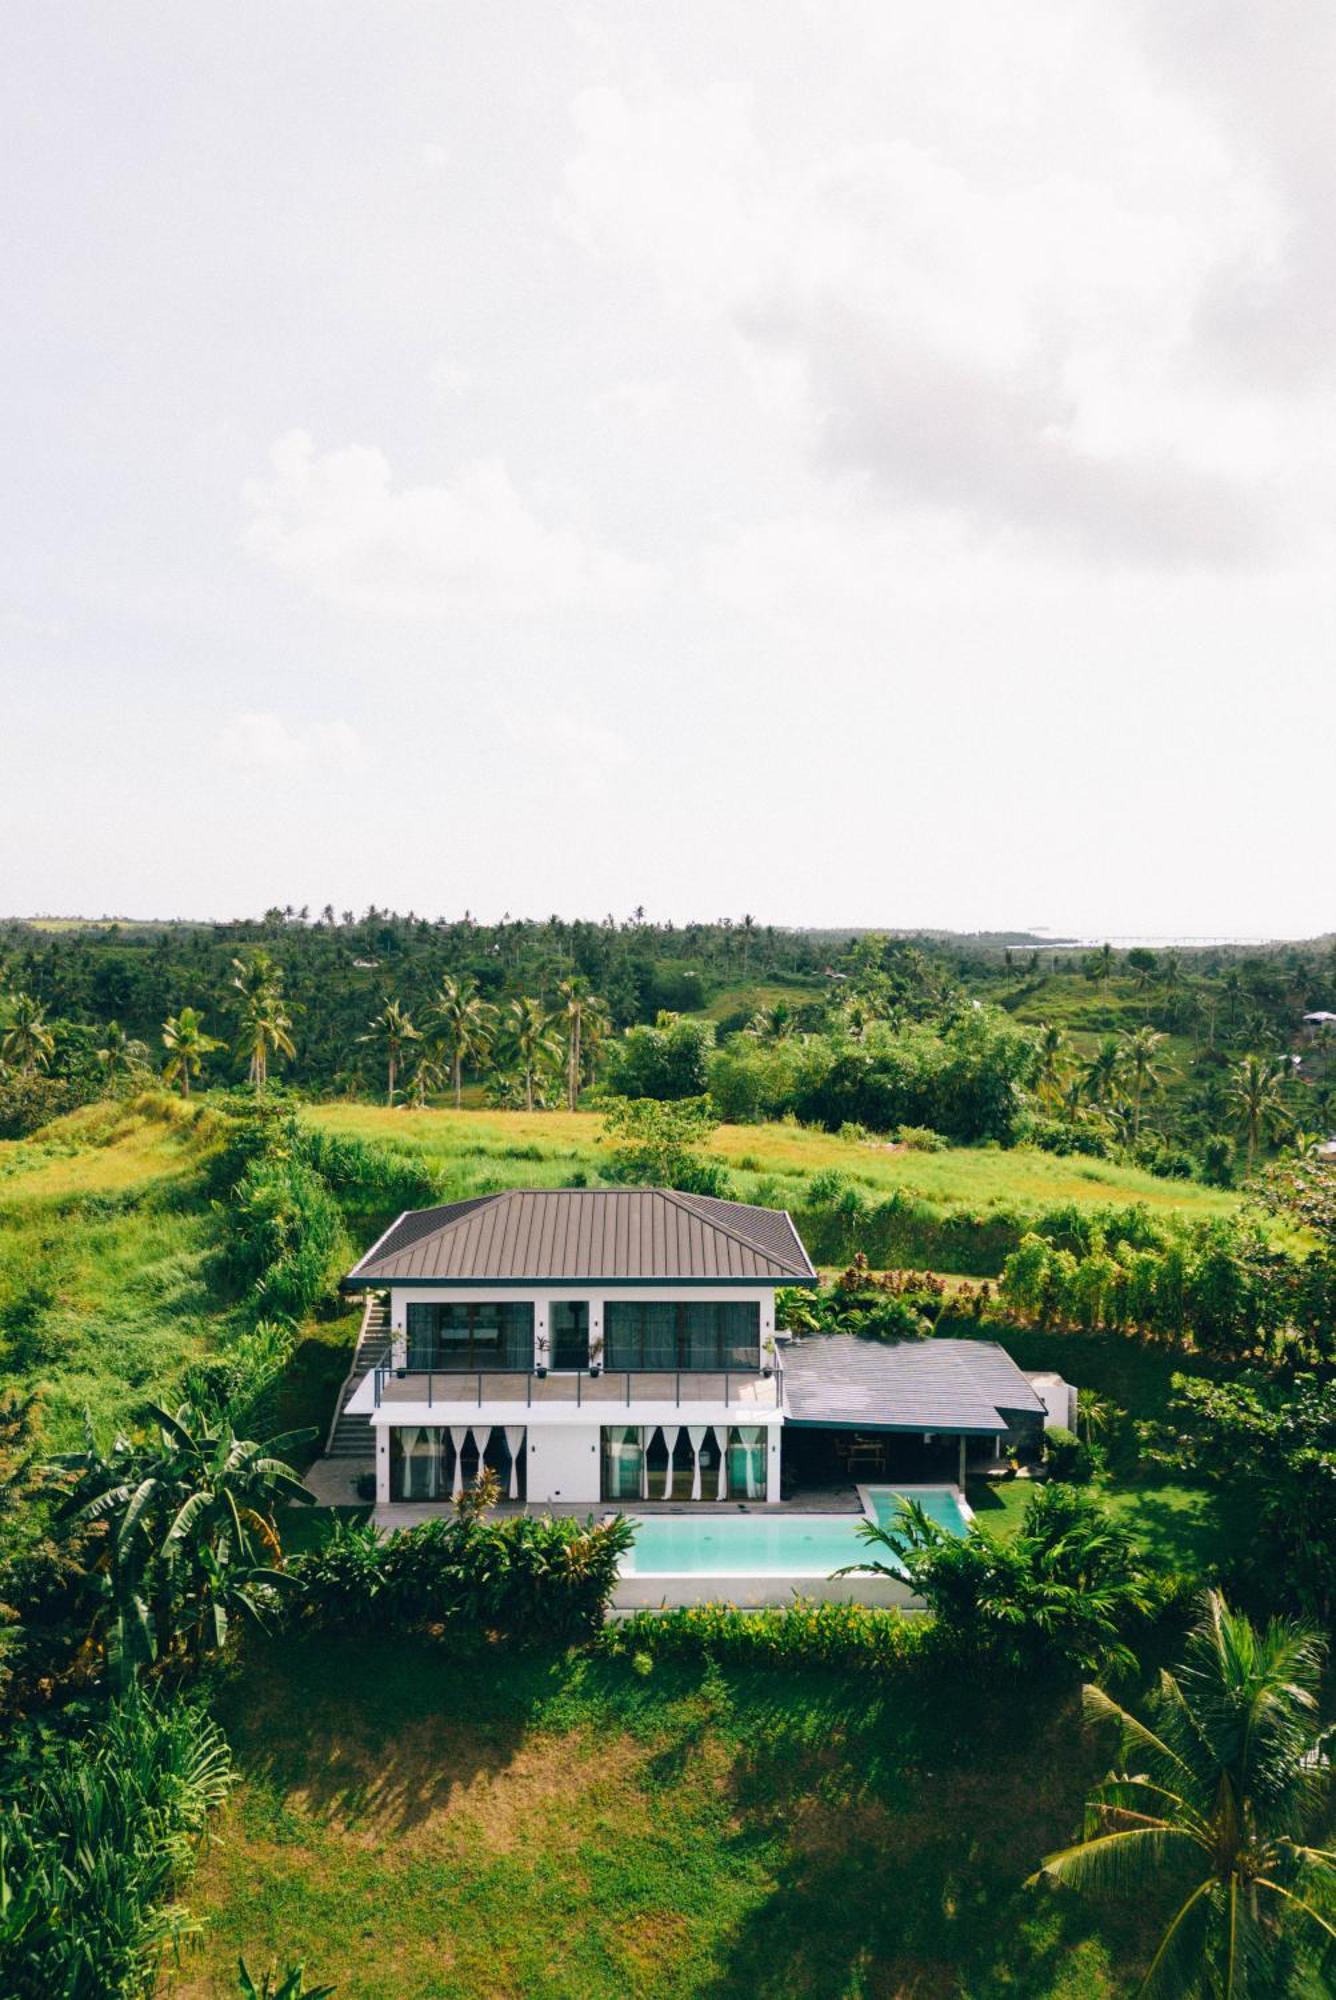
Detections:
[242, 430, 658, 618]
[557, 21, 1312, 568]
[216, 710, 362, 776]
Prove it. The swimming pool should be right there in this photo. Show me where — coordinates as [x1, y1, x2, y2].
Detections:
[619, 1486, 970, 1578]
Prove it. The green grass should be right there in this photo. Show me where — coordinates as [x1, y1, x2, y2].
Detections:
[965, 1474, 1247, 1577]
[170, 1635, 1148, 2000]
[305, 1104, 1241, 1231]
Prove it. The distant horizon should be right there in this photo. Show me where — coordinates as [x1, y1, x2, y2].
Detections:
[6, 911, 1328, 951]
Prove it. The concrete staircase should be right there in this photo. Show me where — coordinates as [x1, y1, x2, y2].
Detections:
[324, 1293, 391, 1460]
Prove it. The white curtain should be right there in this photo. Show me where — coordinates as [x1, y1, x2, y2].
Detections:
[504, 1425, 526, 1502]
[716, 1425, 728, 1501]
[660, 1424, 680, 1501]
[399, 1426, 420, 1502]
[450, 1425, 469, 1502]
[473, 1425, 492, 1488]
[739, 1425, 764, 1500]
[687, 1425, 708, 1503]
[640, 1426, 653, 1500]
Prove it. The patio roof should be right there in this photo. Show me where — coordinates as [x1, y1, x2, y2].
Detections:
[343, 1187, 816, 1287]
[781, 1334, 1046, 1435]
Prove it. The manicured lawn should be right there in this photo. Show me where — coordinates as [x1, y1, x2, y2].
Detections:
[965, 1473, 1248, 1577]
[170, 1636, 1149, 2000]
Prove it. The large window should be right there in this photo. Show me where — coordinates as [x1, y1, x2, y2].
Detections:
[603, 1300, 760, 1372]
[599, 1424, 764, 1502]
[404, 1301, 534, 1372]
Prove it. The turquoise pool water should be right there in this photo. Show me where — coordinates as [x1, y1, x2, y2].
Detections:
[621, 1488, 969, 1576]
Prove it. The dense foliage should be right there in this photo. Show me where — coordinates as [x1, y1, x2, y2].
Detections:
[0, 1690, 233, 1999]
[290, 1499, 634, 1644]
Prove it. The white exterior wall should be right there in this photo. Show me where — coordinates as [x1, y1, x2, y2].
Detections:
[526, 1423, 602, 1504]
[1027, 1372, 1078, 1433]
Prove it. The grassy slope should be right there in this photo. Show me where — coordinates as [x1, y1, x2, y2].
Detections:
[305, 1104, 1239, 1228]
[172, 1637, 1145, 2000]
[0, 1097, 243, 1445]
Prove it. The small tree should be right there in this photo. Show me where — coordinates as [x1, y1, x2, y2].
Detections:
[600, 1095, 732, 1195]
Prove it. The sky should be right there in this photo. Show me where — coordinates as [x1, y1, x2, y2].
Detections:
[2, 2, 1334, 938]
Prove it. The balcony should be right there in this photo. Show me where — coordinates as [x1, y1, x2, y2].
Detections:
[368, 1363, 783, 1413]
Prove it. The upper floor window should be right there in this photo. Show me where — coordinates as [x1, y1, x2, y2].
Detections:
[604, 1299, 760, 1372]
[404, 1301, 534, 1371]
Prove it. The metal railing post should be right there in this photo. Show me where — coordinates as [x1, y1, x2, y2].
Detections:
[428, 1369, 433, 1410]
[527, 1372, 532, 1408]
[625, 1371, 630, 1407]
[675, 1369, 681, 1407]
[477, 1371, 482, 1409]
[577, 1368, 582, 1408]
[725, 1370, 731, 1407]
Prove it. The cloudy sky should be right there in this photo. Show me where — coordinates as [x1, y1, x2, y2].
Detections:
[2, 3, 1333, 936]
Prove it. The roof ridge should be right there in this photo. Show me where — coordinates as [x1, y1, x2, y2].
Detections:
[659, 1187, 808, 1274]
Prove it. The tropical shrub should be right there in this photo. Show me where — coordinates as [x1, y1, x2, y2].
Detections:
[604, 1014, 714, 1100]
[599, 1095, 733, 1197]
[602, 1599, 930, 1671]
[1043, 1426, 1095, 1484]
[292, 1506, 634, 1644]
[843, 1484, 1157, 1677]
[0, 1690, 233, 1998]
[897, 1124, 948, 1151]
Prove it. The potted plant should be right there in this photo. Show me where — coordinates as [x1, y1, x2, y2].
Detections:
[761, 1334, 777, 1379]
[534, 1332, 549, 1380]
[588, 1333, 604, 1379]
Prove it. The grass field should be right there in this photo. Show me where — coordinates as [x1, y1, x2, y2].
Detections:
[170, 1636, 1147, 2000]
[305, 1104, 1240, 1228]
[0, 1097, 242, 1444]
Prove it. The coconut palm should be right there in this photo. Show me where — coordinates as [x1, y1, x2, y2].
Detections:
[1230, 1053, 1291, 1169]
[1034, 1023, 1071, 1105]
[1120, 1026, 1167, 1140]
[505, 995, 560, 1113]
[405, 1045, 447, 1111]
[230, 951, 296, 1094]
[431, 974, 497, 1109]
[1, 991, 55, 1074]
[360, 999, 420, 1107]
[96, 1020, 151, 1082]
[557, 976, 609, 1111]
[161, 1006, 222, 1099]
[1083, 1036, 1128, 1115]
[1034, 1593, 1336, 1997]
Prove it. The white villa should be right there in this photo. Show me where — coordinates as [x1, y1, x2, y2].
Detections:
[330, 1188, 1070, 1514]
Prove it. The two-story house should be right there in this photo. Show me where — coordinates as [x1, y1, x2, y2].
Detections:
[338, 1187, 816, 1508]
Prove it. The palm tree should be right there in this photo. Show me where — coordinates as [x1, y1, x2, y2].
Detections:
[557, 976, 609, 1111]
[405, 1045, 447, 1111]
[432, 975, 497, 1109]
[161, 1007, 222, 1099]
[1230, 1053, 1291, 1169]
[1034, 1593, 1336, 1997]
[1, 991, 55, 1074]
[230, 951, 296, 1094]
[1083, 1036, 1128, 1115]
[360, 999, 420, 1107]
[1120, 1026, 1167, 1140]
[96, 1020, 151, 1082]
[505, 996, 560, 1113]
[1034, 1023, 1070, 1105]
[54, 1400, 313, 1685]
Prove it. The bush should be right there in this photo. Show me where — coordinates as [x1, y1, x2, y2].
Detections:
[1043, 1426, 1095, 1483]
[0, 1691, 233, 1998]
[223, 1146, 348, 1320]
[292, 1508, 635, 1644]
[897, 1124, 948, 1152]
[601, 1600, 930, 1671]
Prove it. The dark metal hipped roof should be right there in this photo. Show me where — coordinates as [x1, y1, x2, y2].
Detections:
[782, 1334, 1046, 1435]
[343, 1188, 817, 1286]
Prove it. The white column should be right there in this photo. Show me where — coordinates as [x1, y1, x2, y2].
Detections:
[766, 1427, 781, 1505]
[376, 1428, 390, 1505]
